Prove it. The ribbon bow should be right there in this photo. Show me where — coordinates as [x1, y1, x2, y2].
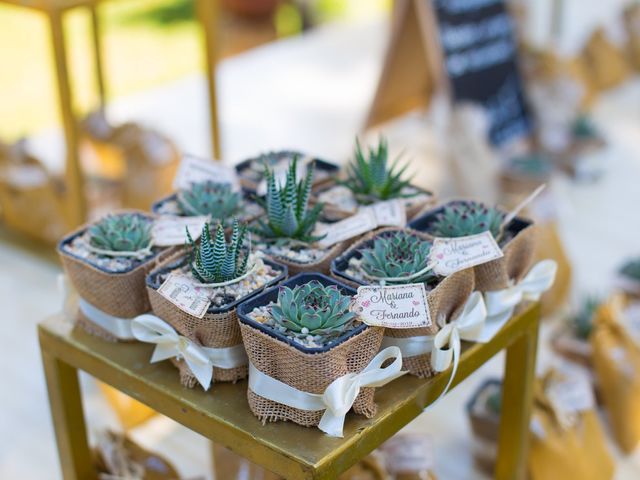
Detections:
[318, 346, 406, 437]
[248, 346, 406, 437]
[131, 315, 213, 390]
[484, 260, 558, 327]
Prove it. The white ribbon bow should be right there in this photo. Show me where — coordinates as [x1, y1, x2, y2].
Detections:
[131, 314, 248, 391]
[248, 346, 406, 437]
[483, 260, 558, 329]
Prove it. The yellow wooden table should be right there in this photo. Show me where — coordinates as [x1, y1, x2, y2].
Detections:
[39, 303, 540, 480]
[0, 0, 222, 228]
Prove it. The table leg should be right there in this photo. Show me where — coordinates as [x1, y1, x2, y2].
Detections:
[42, 351, 96, 480]
[49, 9, 87, 227]
[495, 309, 540, 480]
[196, 0, 222, 160]
[89, 4, 107, 108]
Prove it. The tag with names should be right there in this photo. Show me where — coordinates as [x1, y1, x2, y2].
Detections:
[172, 154, 239, 191]
[157, 274, 211, 319]
[151, 216, 208, 247]
[352, 283, 431, 329]
[362, 199, 406, 227]
[546, 376, 595, 415]
[314, 210, 378, 249]
[431, 231, 503, 276]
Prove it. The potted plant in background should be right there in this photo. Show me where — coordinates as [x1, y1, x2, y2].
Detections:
[58, 211, 172, 341]
[237, 273, 403, 434]
[144, 219, 287, 388]
[467, 378, 502, 475]
[616, 257, 640, 297]
[152, 179, 263, 226]
[252, 156, 346, 275]
[331, 227, 476, 378]
[552, 297, 600, 368]
[314, 137, 434, 221]
[235, 150, 339, 195]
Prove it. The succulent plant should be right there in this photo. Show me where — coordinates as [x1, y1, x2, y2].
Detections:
[342, 137, 415, 203]
[620, 258, 640, 281]
[430, 200, 506, 240]
[187, 219, 249, 283]
[88, 213, 152, 253]
[252, 156, 324, 243]
[177, 180, 242, 219]
[486, 388, 502, 415]
[571, 297, 600, 340]
[572, 115, 599, 139]
[508, 153, 553, 176]
[270, 280, 357, 340]
[359, 231, 435, 284]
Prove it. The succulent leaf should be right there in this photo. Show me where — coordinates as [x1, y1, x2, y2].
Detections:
[430, 200, 506, 239]
[177, 181, 241, 220]
[88, 213, 152, 254]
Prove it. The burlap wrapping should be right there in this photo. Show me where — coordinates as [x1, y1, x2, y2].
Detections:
[264, 240, 347, 276]
[473, 224, 537, 292]
[528, 373, 614, 480]
[146, 249, 275, 386]
[591, 296, 640, 453]
[331, 227, 475, 377]
[58, 215, 175, 342]
[240, 322, 384, 427]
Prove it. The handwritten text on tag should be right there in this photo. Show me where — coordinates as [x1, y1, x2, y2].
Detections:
[157, 274, 211, 318]
[172, 154, 239, 191]
[362, 199, 406, 227]
[431, 231, 503, 276]
[152, 216, 208, 246]
[314, 210, 378, 249]
[352, 284, 431, 329]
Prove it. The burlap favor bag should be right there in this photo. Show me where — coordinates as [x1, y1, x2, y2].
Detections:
[57, 212, 173, 342]
[466, 379, 502, 476]
[146, 250, 286, 387]
[407, 201, 537, 292]
[237, 274, 385, 427]
[528, 371, 614, 480]
[591, 296, 640, 453]
[331, 227, 475, 377]
[581, 28, 631, 91]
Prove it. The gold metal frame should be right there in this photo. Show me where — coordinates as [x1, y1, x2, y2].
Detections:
[39, 303, 539, 479]
[1, 0, 222, 233]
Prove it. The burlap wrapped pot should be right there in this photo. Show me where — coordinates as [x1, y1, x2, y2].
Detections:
[408, 201, 537, 292]
[57, 212, 173, 342]
[330, 227, 476, 377]
[237, 273, 385, 427]
[466, 378, 502, 476]
[146, 249, 287, 387]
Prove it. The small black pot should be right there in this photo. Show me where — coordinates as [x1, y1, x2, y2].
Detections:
[237, 272, 367, 353]
[235, 151, 339, 194]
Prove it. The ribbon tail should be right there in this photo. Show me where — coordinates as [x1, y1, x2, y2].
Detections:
[318, 410, 347, 438]
[425, 329, 461, 412]
[184, 351, 213, 391]
[150, 344, 179, 363]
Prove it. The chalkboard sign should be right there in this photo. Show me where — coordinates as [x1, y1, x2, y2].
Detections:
[434, 0, 531, 145]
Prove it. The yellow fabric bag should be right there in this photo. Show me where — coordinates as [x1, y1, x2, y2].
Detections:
[528, 371, 614, 480]
[533, 221, 572, 317]
[591, 296, 640, 453]
[581, 28, 632, 91]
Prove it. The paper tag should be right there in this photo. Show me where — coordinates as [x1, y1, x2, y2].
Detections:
[382, 434, 433, 473]
[362, 199, 406, 227]
[431, 231, 504, 276]
[314, 210, 378, 249]
[151, 216, 208, 247]
[352, 283, 431, 329]
[172, 154, 239, 191]
[547, 376, 595, 415]
[157, 274, 211, 319]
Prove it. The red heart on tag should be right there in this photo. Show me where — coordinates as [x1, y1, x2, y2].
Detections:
[362, 300, 370, 308]
[437, 253, 444, 259]
[412, 300, 420, 306]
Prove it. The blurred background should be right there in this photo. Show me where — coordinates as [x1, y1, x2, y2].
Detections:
[2, 0, 640, 478]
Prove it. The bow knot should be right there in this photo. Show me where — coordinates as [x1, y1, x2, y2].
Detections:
[132, 314, 214, 390]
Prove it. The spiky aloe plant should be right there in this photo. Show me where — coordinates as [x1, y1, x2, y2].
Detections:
[620, 258, 640, 282]
[177, 181, 242, 219]
[88, 213, 152, 253]
[342, 137, 415, 203]
[430, 200, 506, 239]
[571, 298, 600, 340]
[359, 231, 435, 284]
[270, 281, 356, 340]
[187, 219, 249, 283]
[253, 156, 324, 243]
